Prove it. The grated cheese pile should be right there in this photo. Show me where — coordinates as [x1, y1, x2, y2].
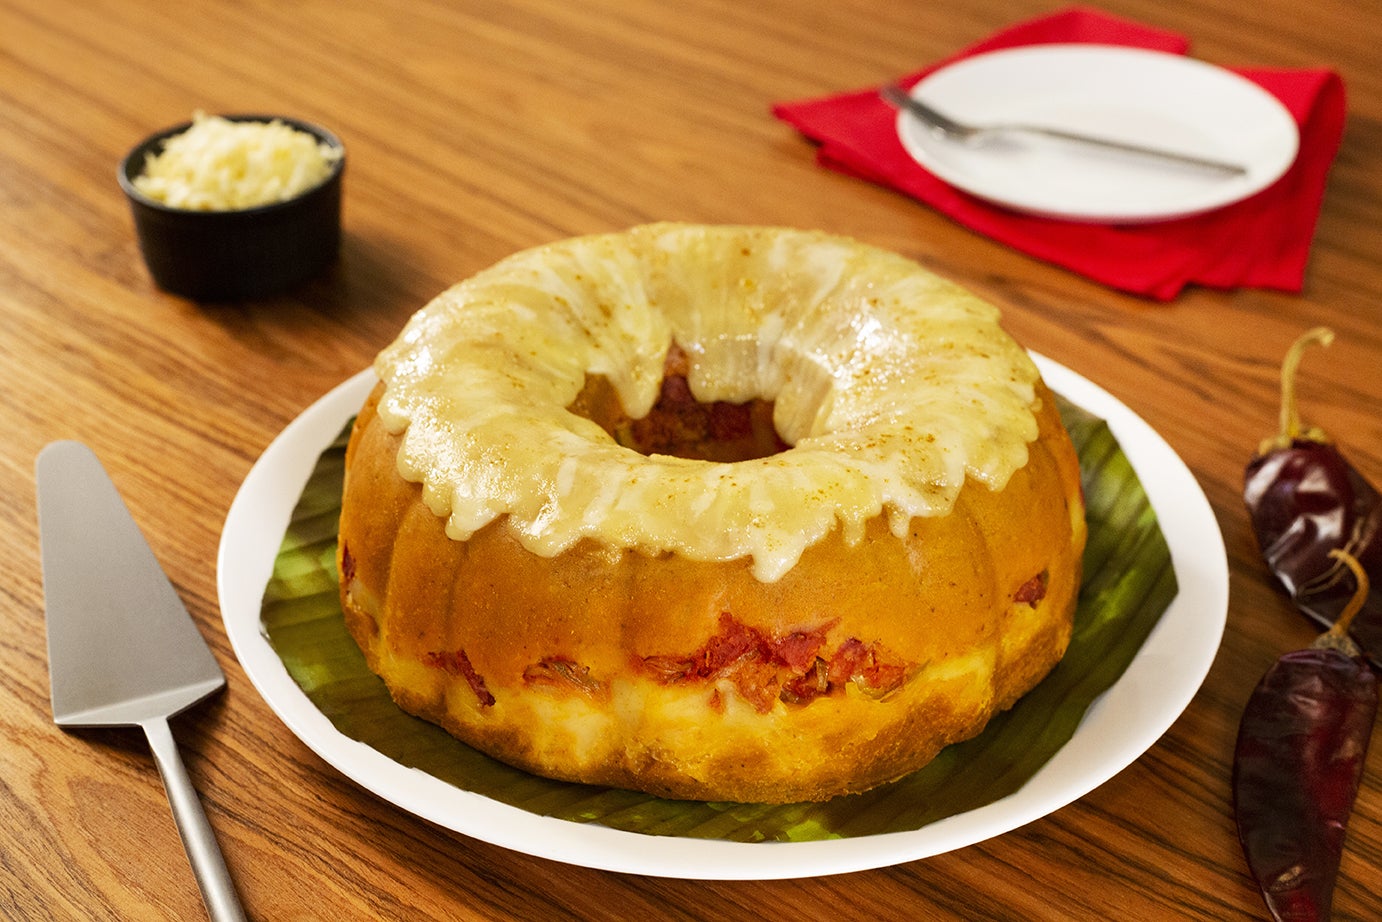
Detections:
[133, 112, 342, 211]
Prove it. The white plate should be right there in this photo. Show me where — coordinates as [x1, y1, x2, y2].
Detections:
[218, 356, 1227, 880]
[895, 44, 1300, 222]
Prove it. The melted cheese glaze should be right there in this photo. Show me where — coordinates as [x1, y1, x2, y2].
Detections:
[375, 224, 1040, 582]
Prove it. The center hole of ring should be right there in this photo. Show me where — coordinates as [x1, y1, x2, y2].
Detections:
[567, 344, 788, 462]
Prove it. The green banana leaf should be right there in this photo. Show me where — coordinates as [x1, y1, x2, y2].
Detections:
[260, 399, 1175, 842]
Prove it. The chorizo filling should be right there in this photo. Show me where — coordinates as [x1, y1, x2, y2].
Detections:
[567, 344, 787, 462]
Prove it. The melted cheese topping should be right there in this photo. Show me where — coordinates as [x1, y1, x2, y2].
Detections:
[375, 224, 1040, 582]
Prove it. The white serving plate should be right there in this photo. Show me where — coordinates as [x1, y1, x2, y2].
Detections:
[895, 44, 1299, 222]
[218, 356, 1227, 879]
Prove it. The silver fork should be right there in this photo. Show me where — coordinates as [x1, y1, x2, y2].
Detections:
[880, 84, 1248, 177]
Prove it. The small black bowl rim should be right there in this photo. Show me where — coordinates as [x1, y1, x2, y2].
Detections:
[117, 113, 346, 218]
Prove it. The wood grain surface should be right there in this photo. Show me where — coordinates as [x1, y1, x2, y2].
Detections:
[3, 0, 1380, 918]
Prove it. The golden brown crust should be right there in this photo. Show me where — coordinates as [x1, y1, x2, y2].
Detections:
[338, 380, 1085, 803]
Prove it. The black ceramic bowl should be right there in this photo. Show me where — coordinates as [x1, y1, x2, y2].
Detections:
[118, 114, 345, 301]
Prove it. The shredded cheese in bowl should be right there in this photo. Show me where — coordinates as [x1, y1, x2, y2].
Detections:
[133, 112, 343, 211]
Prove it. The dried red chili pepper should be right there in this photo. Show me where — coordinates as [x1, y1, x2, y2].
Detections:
[1244, 327, 1382, 669]
[1233, 551, 1378, 922]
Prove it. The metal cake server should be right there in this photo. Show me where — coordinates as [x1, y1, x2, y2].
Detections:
[37, 441, 246, 922]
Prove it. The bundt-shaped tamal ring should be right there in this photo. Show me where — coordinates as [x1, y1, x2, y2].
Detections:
[340, 224, 1087, 803]
[372, 223, 1043, 582]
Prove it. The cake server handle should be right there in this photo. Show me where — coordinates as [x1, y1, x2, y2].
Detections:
[141, 716, 248, 922]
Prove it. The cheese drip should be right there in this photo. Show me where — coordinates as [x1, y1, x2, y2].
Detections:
[375, 224, 1040, 582]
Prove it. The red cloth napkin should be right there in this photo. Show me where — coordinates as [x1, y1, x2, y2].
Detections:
[772, 6, 1346, 300]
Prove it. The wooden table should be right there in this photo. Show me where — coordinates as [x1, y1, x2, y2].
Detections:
[3, 0, 1379, 918]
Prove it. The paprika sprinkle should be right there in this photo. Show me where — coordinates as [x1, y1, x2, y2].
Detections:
[1233, 551, 1377, 922]
[1244, 327, 1382, 668]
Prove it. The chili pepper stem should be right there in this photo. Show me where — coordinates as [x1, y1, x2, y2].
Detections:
[1259, 327, 1335, 456]
[1314, 550, 1370, 656]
